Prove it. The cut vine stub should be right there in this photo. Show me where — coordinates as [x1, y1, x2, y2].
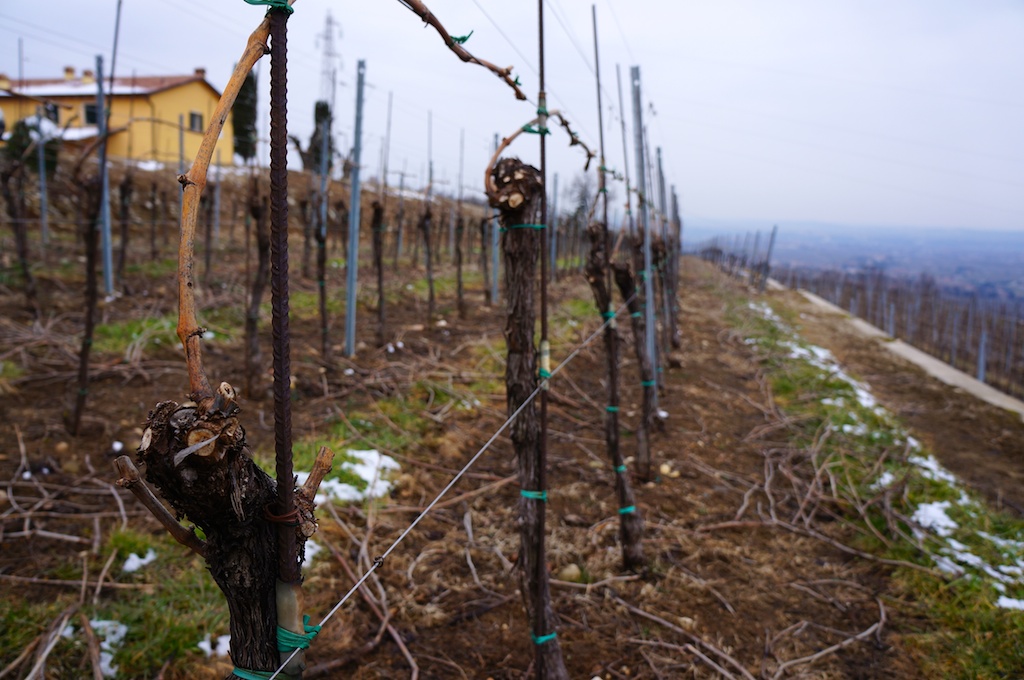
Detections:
[136, 381, 314, 675]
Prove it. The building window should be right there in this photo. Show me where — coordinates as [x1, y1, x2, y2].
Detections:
[84, 103, 98, 125]
[189, 112, 203, 132]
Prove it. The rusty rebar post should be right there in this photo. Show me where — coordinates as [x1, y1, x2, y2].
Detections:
[268, 8, 297, 586]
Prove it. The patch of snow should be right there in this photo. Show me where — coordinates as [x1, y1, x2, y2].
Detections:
[841, 422, 869, 437]
[871, 470, 896, 491]
[202, 330, 215, 340]
[748, 301, 782, 324]
[23, 115, 60, 142]
[90, 620, 128, 677]
[913, 501, 958, 537]
[111, 441, 124, 453]
[122, 548, 157, 573]
[343, 368, 355, 376]
[906, 436, 921, 450]
[656, 409, 669, 419]
[909, 454, 959, 486]
[296, 449, 400, 504]
[133, 160, 164, 172]
[933, 555, 964, 576]
[997, 596, 1024, 610]
[198, 633, 232, 657]
[979, 531, 1024, 552]
[821, 397, 845, 407]
[852, 385, 877, 409]
[302, 540, 322, 566]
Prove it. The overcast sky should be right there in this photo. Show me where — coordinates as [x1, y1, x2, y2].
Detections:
[3, 1, 1022, 233]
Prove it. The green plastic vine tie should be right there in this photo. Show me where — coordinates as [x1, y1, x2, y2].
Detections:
[510, 223, 546, 230]
[641, 380, 656, 387]
[232, 669, 274, 680]
[606, 406, 620, 413]
[630, 311, 642, 318]
[450, 30, 473, 45]
[536, 106, 549, 116]
[618, 505, 637, 515]
[520, 490, 548, 501]
[513, 75, 521, 86]
[277, 615, 321, 652]
[539, 368, 552, 379]
[242, 0, 294, 15]
[531, 631, 558, 645]
[615, 464, 627, 473]
[521, 123, 551, 136]
[601, 311, 615, 319]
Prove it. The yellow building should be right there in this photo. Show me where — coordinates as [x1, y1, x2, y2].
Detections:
[0, 66, 234, 166]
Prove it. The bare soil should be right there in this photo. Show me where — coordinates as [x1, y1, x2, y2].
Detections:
[5, 199, 1013, 679]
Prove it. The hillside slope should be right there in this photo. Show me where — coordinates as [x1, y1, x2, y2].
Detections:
[2, 251, 1024, 678]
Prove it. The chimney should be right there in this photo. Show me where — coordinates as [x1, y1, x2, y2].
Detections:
[64, 66, 75, 81]
[81, 69, 95, 85]
[194, 67, 206, 80]
[0, 73, 9, 90]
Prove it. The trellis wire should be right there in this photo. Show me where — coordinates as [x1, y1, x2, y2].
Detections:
[268, 290, 638, 679]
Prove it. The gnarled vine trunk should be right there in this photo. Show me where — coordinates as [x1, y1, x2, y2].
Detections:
[613, 258, 655, 482]
[584, 222, 645, 571]
[489, 157, 569, 679]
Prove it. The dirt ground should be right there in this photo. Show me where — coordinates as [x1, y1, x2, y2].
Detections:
[780, 287, 1024, 518]
[4, 205, 1016, 678]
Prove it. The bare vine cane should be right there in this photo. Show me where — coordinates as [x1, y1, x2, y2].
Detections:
[395, 0, 528, 100]
[113, 2, 336, 677]
[483, 115, 590, 679]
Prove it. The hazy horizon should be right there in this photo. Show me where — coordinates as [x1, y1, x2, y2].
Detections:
[2, 1, 1022, 232]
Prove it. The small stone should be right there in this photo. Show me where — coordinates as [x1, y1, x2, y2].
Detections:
[557, 564, 582, 582]
[54, 441, 70, 455]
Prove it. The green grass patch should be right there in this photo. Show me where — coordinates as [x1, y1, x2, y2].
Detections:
[0, 360, 24, 382]
[737, 295, 1024, 679]
[0, 530, 229, 679]
[93, 315, 178, 356]
[124, 257, 178, 279]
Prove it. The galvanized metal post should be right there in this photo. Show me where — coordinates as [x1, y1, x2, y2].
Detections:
[345, 60, 366, 357]
[36, 106, 49, 248]
[549, 172, 558, 280]
[760, 224, 778, 292]
[95, 56, 114, 296]
[178, 113, 185, 244]
[978, 328, 988, 383]
[631, 65, 657, 410]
